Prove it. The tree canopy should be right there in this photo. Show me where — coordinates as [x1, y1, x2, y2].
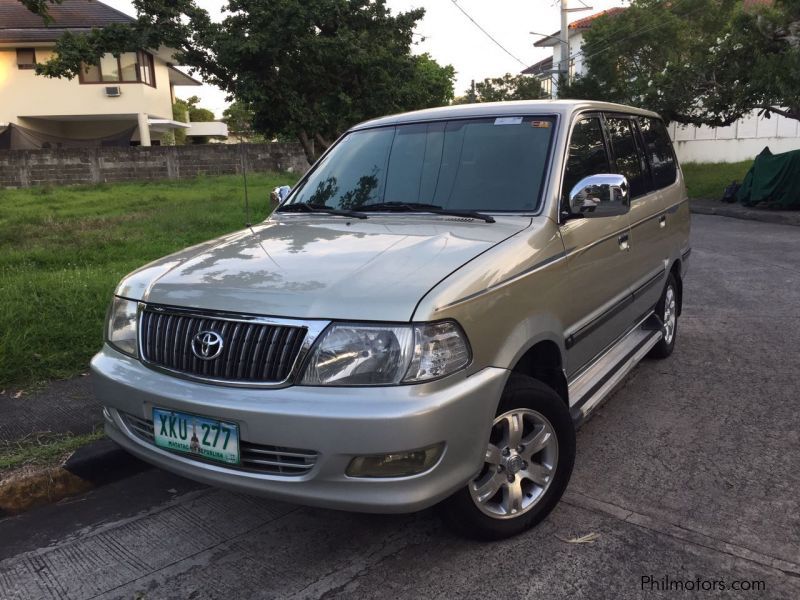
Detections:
[182, 96, 215, 123]
[222, 101, 268, 143]
[562, 0, 800, 126]
[28, 0, 455, 163]
[453, 74, 547, 104]
[17, 0, 60, 21]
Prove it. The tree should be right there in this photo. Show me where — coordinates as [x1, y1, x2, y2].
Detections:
[222, 101, 255, 139]
[16, 0, 60, 22]
[562, 0, 800, 126]
[222, 101, 267, 142]
[171, 99, 188, 145]
[719, 0, 800, 122]
[31, 0, 455, 164]
[184, 96, 215, 122]
[453, 74, 546, 104]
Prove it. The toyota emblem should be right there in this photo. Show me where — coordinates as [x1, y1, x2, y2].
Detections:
[191, 331, 224, 360]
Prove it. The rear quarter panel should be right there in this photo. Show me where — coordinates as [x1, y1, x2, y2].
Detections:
[668, 163, 692, 273]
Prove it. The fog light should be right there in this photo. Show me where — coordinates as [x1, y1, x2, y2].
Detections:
[346, 443, 445, 478]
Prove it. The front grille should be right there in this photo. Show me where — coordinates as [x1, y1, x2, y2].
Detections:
[120, 412, 318, 476]
[139, 307, 307, 384]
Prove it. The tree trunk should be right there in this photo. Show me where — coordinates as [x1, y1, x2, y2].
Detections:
[314, 133, 332, 151]
[297, 131, 316, 165]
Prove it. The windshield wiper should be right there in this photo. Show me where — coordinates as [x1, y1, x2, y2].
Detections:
[277, 203, 368, 219]
[358, 202, 495, 223]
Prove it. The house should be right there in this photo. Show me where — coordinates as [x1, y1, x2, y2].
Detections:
[524, 8, 626, 98]
[0, 0, 201, 148]
[524, 5, 800, 163]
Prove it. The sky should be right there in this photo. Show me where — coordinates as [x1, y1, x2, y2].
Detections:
[103, 0, 626, 119]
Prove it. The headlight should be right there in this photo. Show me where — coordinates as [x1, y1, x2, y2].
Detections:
[404, 321, 471, 382]
[107, 296, 138, 357]
[300, 321, 470, 386]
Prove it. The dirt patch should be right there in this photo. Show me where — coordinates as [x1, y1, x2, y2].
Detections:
[0, 465, 93, 515]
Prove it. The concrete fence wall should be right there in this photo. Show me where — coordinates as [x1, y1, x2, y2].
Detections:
[0, 143, 309, 188]
[669, 111, 800, 164]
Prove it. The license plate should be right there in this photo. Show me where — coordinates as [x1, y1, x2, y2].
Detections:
[152, 408, 240, 465]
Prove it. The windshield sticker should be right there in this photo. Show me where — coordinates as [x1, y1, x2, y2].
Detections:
[531, 120, 551, 128]
[494, 117, 524, 125]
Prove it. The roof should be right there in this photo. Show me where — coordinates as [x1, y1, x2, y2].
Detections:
[569, 7, 626, 30]
[168, 65, 202, 87]
[533, 7, 626, 47]
[351, 100, 661, 131]
[521, 56, 553, 76]
[0, 0, 134, 43]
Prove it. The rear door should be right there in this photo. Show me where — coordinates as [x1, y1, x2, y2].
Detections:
[605, 113, 669, 322]
[559, 114, 636, 376]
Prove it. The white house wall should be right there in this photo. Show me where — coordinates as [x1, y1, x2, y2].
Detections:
[0, 48, 175, 125]
[570, 32, 586, 78]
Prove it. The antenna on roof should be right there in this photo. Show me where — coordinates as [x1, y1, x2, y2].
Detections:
[240, 137, 252, 228]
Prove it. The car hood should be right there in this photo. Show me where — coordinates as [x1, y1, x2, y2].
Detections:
[116, 214, 531, 322]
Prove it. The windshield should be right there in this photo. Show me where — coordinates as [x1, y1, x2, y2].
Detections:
[285, 116, 556, 213]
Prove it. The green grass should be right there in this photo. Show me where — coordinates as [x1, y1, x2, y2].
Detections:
[0, 430, 106, 472]
[0, 172, 298, 387]
[682, 160, 753, 200]
[0, 161, 758, 387]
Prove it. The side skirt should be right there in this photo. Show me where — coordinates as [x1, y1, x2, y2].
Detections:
[568, 312, 663, 426]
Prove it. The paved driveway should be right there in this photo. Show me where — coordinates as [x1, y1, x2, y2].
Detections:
[1, 214, 798, 599]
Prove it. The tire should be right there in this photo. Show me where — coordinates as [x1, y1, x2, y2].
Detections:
[440, 374, 575, 541]
[648, 273, 679, 359]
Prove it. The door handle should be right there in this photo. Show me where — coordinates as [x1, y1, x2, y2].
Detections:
[659, 215, 667, 228]
[618, 232, 630, 251]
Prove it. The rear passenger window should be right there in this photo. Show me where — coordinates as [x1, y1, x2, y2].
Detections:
[563, 116, 611, 202]
[605, 117, 648, 198]
[639, 118, 677, 189]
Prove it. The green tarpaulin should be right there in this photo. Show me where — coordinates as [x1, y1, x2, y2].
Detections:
[736, 147, 800, 208]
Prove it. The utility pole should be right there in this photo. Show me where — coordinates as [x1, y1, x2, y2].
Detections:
[559, 0, 569, 97]
[554, 0, 592, 99]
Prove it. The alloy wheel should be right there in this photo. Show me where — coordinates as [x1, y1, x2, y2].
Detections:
[663, 285, 677, 345]
[469, 408, 559, 519]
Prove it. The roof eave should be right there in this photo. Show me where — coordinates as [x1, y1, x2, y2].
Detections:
[168, 65, 202, 87]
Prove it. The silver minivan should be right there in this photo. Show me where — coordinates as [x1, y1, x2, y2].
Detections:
[93, 100, 690, 539]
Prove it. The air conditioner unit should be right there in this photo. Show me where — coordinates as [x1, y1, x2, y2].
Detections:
[105, 86, 122, 97]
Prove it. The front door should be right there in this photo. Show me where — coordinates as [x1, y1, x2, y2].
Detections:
[559, 114, 636, 377]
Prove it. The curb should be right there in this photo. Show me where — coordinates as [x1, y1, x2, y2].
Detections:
[690, 200, 800, 227]
[0, 439, 150, 517]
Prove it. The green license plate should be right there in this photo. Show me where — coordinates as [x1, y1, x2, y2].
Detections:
[152, 408, 240, 465]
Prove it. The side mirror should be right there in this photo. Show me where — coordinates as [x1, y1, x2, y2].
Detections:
[567, 174, 630, 218]
[270, 185, 291, 207]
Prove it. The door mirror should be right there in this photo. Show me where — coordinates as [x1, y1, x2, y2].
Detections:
[270, 185, 291, 207]
[567, 174, 630, 218]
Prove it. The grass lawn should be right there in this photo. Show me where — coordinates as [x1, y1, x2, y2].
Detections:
[0, 172, 298, 388]
[681, 160, 753, 200]
[0, 430, 105, 473]
[0, 160, 756, 388]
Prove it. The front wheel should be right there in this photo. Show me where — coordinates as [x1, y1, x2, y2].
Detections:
[440, 375, 575, 540]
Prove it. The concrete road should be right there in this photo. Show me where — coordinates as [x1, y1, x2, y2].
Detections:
[1, 214, 798, 599]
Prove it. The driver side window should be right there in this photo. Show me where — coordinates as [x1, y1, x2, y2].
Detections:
[562, 116, 611, 206]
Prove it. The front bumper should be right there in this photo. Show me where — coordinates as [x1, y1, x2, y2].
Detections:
[91, 345, 509, 513]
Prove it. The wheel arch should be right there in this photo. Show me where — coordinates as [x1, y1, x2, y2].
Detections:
[510, 339, 569, 407]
